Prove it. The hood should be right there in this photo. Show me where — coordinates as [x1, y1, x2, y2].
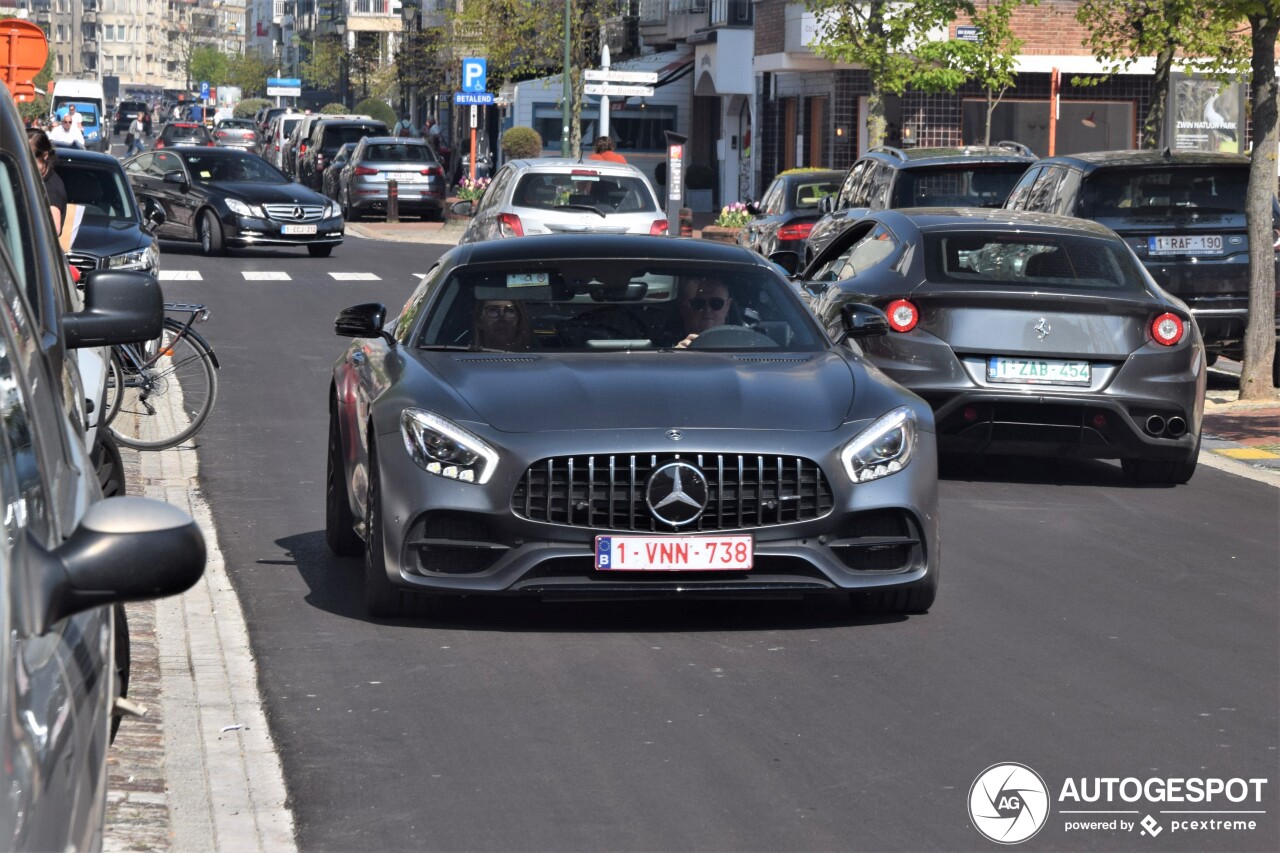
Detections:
[211, 182, 325, 205]
[68, 215, 148, 258]
[419, 350, 857, 433]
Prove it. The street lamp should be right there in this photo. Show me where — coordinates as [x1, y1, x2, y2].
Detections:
[1081, 110, 1111, 150]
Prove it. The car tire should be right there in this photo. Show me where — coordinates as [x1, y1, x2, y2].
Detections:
[325, 402, 362, 557]
[308, 244, 334, 258]
[92, 430, 126, 498]
[852, 571, 938, 616]
[363, 438, 416, 618]
[199, 209, 224, 256]
[1121, 437, 1200, 486]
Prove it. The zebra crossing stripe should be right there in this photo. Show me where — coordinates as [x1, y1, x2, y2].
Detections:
[241, 271, 292, 280]
[159, 270, 203, 281]
[328, 272, 382, 281]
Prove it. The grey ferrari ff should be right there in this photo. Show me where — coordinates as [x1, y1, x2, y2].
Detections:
[782, 208, 1206, 485]
[328, 235, 939, 618]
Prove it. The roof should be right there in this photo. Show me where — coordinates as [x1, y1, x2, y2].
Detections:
[886, 206, 1125, 239]
[451, 234, 767, 267]
[505, 157, 648, 176]
[1031, 150, 1251, 170]
[52, 147, 120, 166]
[867, 143, 1038, 166]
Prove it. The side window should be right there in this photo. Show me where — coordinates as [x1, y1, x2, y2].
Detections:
[865, 164, 893, 209]
[813, 223, 899, 282]
[125, 153, 152, 175]
[395, 263, 446, 343]
[1026, 167, 1067, 213]
[762, 182, 783, 215]
[1003, 166, 1041, 210]
[153, 151, 181, 176]
[837, 162, 867, 209]
[478, 166, 512, 213]
[0, 265, 53, 547]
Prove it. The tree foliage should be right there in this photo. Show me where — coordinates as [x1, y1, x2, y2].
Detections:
[942, 0, 1033, 146]
[502, 126, 544, 159]
[234, 98, 272, 119]
[302, 33, 344, 94]
[227, 52, 273, 98]
[189, 47, 229, 90]
[355, 97, 397, 127]
[1074, 1, 1249, 148]
[805, 0, 976, 147]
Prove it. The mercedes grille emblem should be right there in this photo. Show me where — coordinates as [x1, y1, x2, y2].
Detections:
[293, 206, 305, 220]
[645, 462, 708, 527]
[666, 429, 683, 441]
[1034, 318, 1051, 340]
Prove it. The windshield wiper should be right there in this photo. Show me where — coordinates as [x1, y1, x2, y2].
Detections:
[556, 203, 607, 218]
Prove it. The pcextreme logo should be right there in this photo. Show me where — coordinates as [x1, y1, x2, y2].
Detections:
[969, 763, 1051, 844]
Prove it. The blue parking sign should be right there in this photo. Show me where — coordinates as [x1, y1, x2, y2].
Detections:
[461, 58, 487, 93]
[200, 81, 209, 99]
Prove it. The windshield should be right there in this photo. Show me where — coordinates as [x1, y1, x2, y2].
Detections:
[56, 162, 135, 220]
[924, 232, 1148, 292]
[162, 124, 210, 142]
[513, 171, 657, 213]
[892, 164, 1026, 209]
[412, 261, 823, 352]
[1078, 167, 1248, 218]
[181, 153, 289, 184]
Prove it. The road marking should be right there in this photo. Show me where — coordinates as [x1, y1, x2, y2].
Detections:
[1217, 447, 1280, 460]
[160, 270, 203, 281]
[241, 271, 291, 281]
[328, 272, 381, 281]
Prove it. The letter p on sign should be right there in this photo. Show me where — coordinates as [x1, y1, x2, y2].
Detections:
[462, 58, 487, 93]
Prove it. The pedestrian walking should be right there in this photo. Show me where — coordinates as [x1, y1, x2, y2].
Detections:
[126, 114, 147, 156]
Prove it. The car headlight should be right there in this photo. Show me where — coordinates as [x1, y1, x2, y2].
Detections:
[106, 248, 152, 270]
[841, 406, 916, 483]
[401, 409, 499, 484]
[225, 198, 263, 218]
[323, 199, 340, 219]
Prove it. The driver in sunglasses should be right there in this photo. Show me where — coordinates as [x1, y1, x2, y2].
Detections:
[676, 276, 733, 348]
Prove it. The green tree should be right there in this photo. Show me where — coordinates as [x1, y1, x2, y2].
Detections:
[940, 0, 1034, 146]
[805, 0, 975, 148]
[302, 33, 344, 95]
[1074, 1, 1249, 148]
[189, 47, 229, 90]
[227, 52, 273, 98]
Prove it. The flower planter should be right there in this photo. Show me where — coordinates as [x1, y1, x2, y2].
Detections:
[700, 225, 743, 245]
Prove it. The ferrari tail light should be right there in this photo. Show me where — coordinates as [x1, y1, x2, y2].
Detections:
[776, 222, 814, 241]
[497, 213, 524, 237]
[885, 299, 919, 333]
[353, 166, 378, 176]
[1151, 312, 1184, 346]
[650, 219, 669, 236]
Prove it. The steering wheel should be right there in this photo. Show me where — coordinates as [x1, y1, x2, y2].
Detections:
[686, 325, 779, 350]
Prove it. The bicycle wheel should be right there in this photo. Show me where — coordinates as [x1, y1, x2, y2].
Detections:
[109, 319, 218, 450]
[101, 348, 125, 426]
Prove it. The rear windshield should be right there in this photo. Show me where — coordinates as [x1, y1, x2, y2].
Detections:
[892, 164, 1027, 209]
[793, 179, 838, 210]
[278, 116, 303, 136]
[409, 261, 822, 353]
[55, 162, 134, 220]
[365, 143, 434, 162]
[162, 124, 211, 142]
[323, 125, 387, 152]
[1078, 166, 1247, 218]
[924, 232, 1147, 292]
[513, 171, 657, 213]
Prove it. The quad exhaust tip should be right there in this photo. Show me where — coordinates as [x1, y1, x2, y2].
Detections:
[1144, 414, 1187, 438]
[1166, 416, 1187, 437]
[1145, 415, 1166, 436]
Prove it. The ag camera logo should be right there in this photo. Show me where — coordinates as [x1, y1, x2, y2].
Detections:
[969, 763, 1050, 844]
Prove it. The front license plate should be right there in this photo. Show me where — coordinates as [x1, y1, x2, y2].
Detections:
[282, 224, 317, 235]
[1148, 234, 1224, 255]
[988, 357, 1091, 386]
[595, 535, 753, 572]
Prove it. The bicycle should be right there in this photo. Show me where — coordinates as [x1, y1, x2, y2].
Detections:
[103, 302, 219, 450]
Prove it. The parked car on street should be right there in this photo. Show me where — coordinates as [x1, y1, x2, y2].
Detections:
[339, 136, 447, 221]
[1002, 149, 1280, 379]
[212, 117, 260, 152]
[113, 98, 151, 134]
[285, 113, 370, 182]
[124, 146, 343, 257]
[263, 111, 305, 171]
[739, 168, 843, 257]
[785, 207, 1206, 484]
[327, 234, 938, 617]
[452, 158, 667, 243]
[0, 77, 207, 853]
[152, 120, 213, 149]
[802, 143, 1037, 266]
[323, 142, 356, 201]
[297, 118, 390, 192]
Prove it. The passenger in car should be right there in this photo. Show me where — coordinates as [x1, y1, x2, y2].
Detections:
[675, 276, 734, 348]
[474, 299, 532, 350]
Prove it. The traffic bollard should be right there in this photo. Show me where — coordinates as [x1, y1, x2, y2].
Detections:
[387, 179, 399, 223]
[679, 207, 693, 237]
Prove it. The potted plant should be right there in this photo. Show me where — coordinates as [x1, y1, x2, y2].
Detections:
[700, 202, 753, 244]
[684, 163, 715, 212]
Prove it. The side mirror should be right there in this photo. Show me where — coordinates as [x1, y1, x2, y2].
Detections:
[33, 496, 205, 634]
[163, 170, 188, 191]
[63, 269, 164, 348]
[745, 201, 762, 215]
[335, 302, 395, 345]
[840, 302, 890, 339]
[143, 200, 166, 230]
[450, 199, 474, 217]
[768, 250, 801, 276]
[819, 196, 834, 214]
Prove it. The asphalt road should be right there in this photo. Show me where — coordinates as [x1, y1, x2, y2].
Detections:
[157, 236, 1279, 852]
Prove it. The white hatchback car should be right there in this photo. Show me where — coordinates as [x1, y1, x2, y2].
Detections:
[453, 158, 667, 242]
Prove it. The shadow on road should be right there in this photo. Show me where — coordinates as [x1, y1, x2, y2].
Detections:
[276, 530, 913, 634]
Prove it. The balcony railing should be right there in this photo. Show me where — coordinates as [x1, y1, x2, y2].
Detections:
[639, 0, 667, 25]
[347, 0, 396, 16]
[710, 0, 752, 26]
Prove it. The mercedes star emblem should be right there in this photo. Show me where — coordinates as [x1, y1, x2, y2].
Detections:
[293, 206, 305, 220]
[1034, 318, 1051, 340]
[646, 462, 709, 527]
[666, 429, 683, 441]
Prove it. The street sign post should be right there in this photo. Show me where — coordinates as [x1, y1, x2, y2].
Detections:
[266, 77, 302, 97]
[454, 92, 495, 106]
[583, 83, 655, 98]
[584, 69, 658, 84]
[461, 58, 487, 93]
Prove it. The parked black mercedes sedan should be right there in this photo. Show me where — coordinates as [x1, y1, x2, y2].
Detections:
[738, 168, 843, 257]
[781, 208, 1206, 485]
[124, 146, 343, 257]
[328, 235, 940, 618]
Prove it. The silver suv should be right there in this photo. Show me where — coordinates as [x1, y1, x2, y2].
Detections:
[453, 158, 667, 243]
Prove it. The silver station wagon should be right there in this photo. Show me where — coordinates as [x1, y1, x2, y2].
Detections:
[453, 158, 668, 242]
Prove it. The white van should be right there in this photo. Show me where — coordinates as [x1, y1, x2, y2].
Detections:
[51, 79, 107, 150]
